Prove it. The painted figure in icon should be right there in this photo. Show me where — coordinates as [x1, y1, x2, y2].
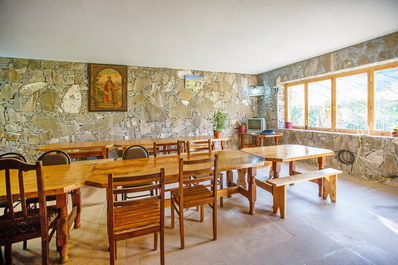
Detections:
[103, 76, 115, 104]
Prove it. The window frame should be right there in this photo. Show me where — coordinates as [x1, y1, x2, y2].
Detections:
[284, 62, 398, 136]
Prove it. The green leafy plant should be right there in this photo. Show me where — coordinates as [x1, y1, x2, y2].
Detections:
[211, 108, 228, 132]
[234, 121, 246, 128]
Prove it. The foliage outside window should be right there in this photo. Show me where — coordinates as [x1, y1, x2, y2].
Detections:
[285, 62, 398, 136]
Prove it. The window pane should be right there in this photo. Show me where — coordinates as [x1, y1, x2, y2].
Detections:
[308, 80, 331, 128]
[374, 67, 398, 131]
[336, 73, 368, 130]
[288, 84, 304, 126]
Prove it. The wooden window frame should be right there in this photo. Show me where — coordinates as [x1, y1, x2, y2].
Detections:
[284, 61, 398, 136]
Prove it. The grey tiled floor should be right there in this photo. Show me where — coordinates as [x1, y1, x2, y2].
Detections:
[6, 162, 398, 265]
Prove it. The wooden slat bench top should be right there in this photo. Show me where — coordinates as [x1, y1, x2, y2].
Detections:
[266, 168, 342, 187]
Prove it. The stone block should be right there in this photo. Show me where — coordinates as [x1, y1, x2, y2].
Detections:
[0, 84, 14, 98]
[20, 82, 47, 96]
[39, 89, 58, 111]
[61, 85, 82, 113]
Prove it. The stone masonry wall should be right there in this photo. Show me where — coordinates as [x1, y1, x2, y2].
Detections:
[259, 32, 398, 186]
[0, 57, 259, 161]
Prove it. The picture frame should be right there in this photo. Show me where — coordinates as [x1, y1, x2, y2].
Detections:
[88, 64, 128, 112]
[185, 75, 204, 90]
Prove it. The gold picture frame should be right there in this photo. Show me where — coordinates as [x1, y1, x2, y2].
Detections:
[88, 64, 127, 112]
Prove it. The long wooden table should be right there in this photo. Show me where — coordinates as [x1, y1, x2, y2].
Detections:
[242, 144, 334, 196]
[1, 149, 263, 263]
[0, 163, 94, 264]
[37, 135, 230, 159]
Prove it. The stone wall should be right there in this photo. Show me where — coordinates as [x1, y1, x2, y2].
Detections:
[0, 57, 259, 160]
[259, 32, 398, 186]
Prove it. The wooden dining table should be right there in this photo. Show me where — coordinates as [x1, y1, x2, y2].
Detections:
[1, 149, 263, 263]
[37, 135, 230, 159]
[0, 163, 94, 264]
[242, 144, 335, 196]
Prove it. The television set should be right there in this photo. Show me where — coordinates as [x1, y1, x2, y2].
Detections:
[246, 117, 266, 133]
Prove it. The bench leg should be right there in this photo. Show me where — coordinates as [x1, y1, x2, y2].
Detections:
[323, 175, 337, 202]
[272, 186, 286, 219]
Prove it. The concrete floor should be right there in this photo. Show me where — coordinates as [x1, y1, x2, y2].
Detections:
[5, 162, 398, 265]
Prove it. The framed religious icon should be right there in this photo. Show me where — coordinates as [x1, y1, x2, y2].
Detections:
[88, 64, 127, 111]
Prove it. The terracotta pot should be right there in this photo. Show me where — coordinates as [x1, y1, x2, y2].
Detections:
[214, 131, 222, 138]
[285, 121, 293, 129]
[239, 126, 246, 133]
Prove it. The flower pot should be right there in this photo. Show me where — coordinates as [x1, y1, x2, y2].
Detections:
[285, 121, 293, 129]
[214, 131, 222, 138]
[239, 126, 246, 133]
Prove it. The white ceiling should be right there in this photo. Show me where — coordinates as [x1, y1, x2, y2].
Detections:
[1, 0, 397, 74]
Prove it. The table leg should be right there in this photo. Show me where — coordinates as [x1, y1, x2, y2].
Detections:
[102, 148, 108, 159]
[271, 161, 281, 179]
[289, 161, 296, 176]
[248, 167, 257, 215]
[221, 140, 226, 150]
[56, 194, 69, 264]
[317, 156, 326, 197]
[72, 188, 81, 229]
[237, 168, 247, 189]
[275, 136, 279, 145]
[259, 138, 264, 147]
[240, 134, 244, 149]
[226, 170, 233, 198]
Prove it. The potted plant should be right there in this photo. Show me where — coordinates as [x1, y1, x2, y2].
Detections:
[211, 108, 228, 138]
[234, 121, 246, 133]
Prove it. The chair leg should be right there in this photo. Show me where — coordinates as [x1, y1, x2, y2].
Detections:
[219, 175, 224, 207]
[41, 237, 49, 265]
[23, 240, 27, 250]
[213, 201, 218, 241]
[5, 244, 11, 265]
[154, 232, 158, 251]
[109, 240, 115, 265]
[200, 205, 204, 222]
[171, 202, 175, 229]
[0, 246, 4, 265]
[160, 228, 165, 265]
[179, 208, 185, 249]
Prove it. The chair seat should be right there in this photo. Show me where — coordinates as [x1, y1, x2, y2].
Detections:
[171, 185, 214, 208]
[0, 206, 58, 242]
[114, 201, 161, 235]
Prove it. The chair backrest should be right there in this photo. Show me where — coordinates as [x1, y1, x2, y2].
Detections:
[38, 150, 71, 166]
[106, 169, 165, 234]
[0, 152, 27, 162]
[153, 141, 182, 157]
[0, 158, 49, 238]
[178, 154, 218, 205]
[186, 139, 212, 154]
[122, 145, 149, 160]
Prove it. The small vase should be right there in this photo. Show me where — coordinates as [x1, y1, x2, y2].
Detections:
[239, 126, 246, 133]
[285, 121, 293, 129]
[214, 131, 222, 138]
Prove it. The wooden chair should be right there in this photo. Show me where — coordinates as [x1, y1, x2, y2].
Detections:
[186, 140, 224, 207]
[121, 145, 152, 200]
[107, 169, 165, 265]
[27, 150, 71, 209]
[153, 141, 182, 157]
[0, 158, 58, 265]
[0, 153, 27, 215]
[170, 154, 218, 249]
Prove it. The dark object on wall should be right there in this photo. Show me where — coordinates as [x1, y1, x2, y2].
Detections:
[88, 64, 127, 112]
[337, 150, 355, 165]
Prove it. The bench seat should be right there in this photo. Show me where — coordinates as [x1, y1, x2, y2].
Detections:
[266, 168, 342, 218]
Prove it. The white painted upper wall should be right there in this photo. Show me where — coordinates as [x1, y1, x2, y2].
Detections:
[0, 0, 397, 74]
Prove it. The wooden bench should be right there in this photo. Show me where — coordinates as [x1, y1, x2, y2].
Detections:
[266, 168, 342, 219]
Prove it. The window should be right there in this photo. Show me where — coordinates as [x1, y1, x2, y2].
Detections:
[336, 73, 367, 130]
[284, 62, 398, 136]
[374, 67, 398, 131]
[288, 84, 305, 126]
[308, 80, 331, 128]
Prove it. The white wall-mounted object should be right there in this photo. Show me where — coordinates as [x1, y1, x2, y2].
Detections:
[248, 86, 266, 97]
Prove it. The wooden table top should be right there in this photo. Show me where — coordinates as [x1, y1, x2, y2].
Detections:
[242, 144, 334, 162]
[87, 149, 265, 188]
[1, 149, 263, 200]
[0, 163, 94, 201]
[38, 135, 231, 151]
[37, 140, 115, 151]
